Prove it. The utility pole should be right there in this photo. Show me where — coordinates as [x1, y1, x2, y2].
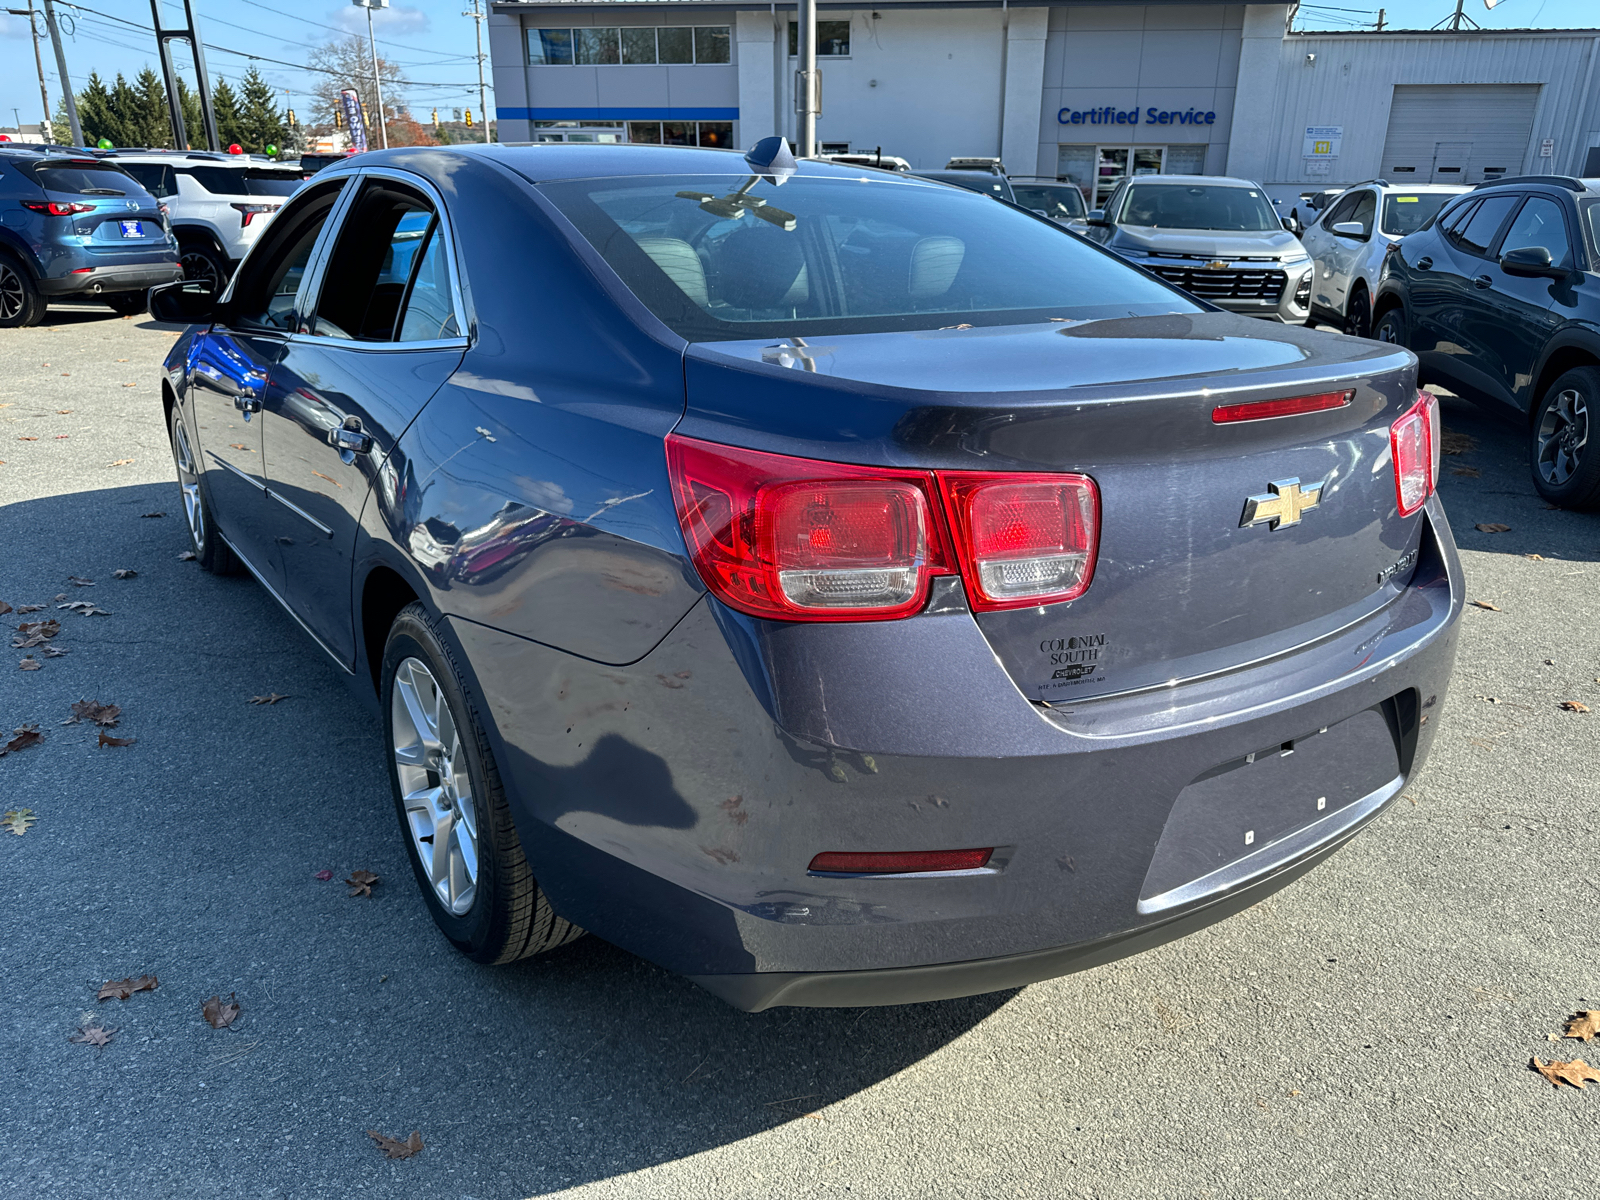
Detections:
[40, 0, 81, 145]
[463, 0, 490, 144]
[352, 0, 389, 149]
[7, 2, 54, 141]
[795, 0, 819, 157]
[1376, 8, 1386, 31]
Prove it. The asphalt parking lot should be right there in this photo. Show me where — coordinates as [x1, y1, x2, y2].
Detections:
[2, 304, 1598, 1200]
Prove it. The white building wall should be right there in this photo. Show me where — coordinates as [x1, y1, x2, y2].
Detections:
[734, 10, 777, 145]
[1001, 8, 1050, 176]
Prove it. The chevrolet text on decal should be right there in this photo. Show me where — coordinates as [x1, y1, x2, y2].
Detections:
[1058, 106, 1217, 127]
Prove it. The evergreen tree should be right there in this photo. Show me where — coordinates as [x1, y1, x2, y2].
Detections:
[176, 78, 205, 149]
[50, 97, 73, 146]
[75, 72, 116, 147]
[135, 67, 173, 149]
[237, 67, 283, 154]
[107, 73, 143, 148]
[211, 78, 244, 149]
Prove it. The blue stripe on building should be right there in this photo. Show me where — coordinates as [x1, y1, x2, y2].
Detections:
[498, 107, 740, 122]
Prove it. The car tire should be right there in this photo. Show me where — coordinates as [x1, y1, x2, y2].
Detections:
[0, 253, 47, 328]
[381, 602, 586, 965]
[167, 403, 238, 575]
[178, 240, 230, 292]
[105, 291, 147, 316]
[1347, 288, 1373, 340]
[1372, 306, 1408, 347]
[1529, 367, 1600, 511]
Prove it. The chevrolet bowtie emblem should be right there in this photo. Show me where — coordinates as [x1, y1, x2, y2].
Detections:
[1240, 477, 1323, 530]
[1204, 260, 1230, 271]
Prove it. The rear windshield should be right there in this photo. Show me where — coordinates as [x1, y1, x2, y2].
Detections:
[183, 166, 302, 196]
[27, 161, 139, 197]
[539, 173, 1198, 341]
[1012, 183, 1086, 219]
[1380, 192, 1454, 237]
[1118, 183, 1279, 232]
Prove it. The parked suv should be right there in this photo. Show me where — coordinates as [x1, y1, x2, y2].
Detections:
[1300, 179, 1465, 336]
[0, 145, 179, 326]
[1084, 174, 1313, 323]
[1374, 175, 1600, 509]
[109, 151, 303, 290]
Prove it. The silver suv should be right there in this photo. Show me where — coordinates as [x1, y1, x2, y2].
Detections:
[1085, 174, 1313, 324]
[109, 152, 303, 289]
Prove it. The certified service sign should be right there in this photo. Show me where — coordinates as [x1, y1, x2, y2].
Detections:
[1303, 126, 1343, 158]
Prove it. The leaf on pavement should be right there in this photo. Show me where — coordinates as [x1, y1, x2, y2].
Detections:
[98, 731, 137, 749]
[314, 869, 333, 881]
[16, 436, 38, 442]
[1560, 700, 1591, 713]
[1, 724, 44, 756]
[1441, 429, 1477, 456]
[177, 551, 196, 561]
[1450, 466, 1481, 478]
[69, 1022, 116, 1050]
[41, 646, 68, 658]
[112, 569, 137, 580]
[140, 512, 165, 519]
[108, 459, 134, 467]
[1469, 600, 1501, 611]
[248, 693, 289, 705]
[201, 993, 241, 1029]
[1474, 523, 1512, 533]
[14, 604, 43, 613]
[1526, 553, 1545, 561]
[58, 601, 110, 617]
[346, 869, 379, 898]
[2, 809, 37, 836]
[98, 975, 158, 1001]
[66, 700, 121, 727]
[0, 601, 10, 615]
[67, 576, 94, 587]
[1565, 1012, 1600, 1041]
[367, 1130, 424, 1160]
[18, 657, 40, 671]
[1531, 1057, 1600, 1089]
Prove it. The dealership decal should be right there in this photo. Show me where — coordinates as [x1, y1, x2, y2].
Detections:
[1040, 634, 1108, 687]
[1057, 106, 1216, 127]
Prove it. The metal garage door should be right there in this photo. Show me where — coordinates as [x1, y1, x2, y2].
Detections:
[1380, 84, 1540, 185]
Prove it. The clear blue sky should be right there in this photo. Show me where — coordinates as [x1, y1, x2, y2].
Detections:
[1, 1, 489, 131]
[2, 0, 1596, 132]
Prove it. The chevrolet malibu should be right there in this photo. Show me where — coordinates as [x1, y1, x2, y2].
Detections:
[150, 141, 1462, 1011]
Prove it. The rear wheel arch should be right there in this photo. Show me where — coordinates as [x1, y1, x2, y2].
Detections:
[173, 224, 229, 257]
[1529, 344, 1600, 425]
[1371, 288, 1405, 324]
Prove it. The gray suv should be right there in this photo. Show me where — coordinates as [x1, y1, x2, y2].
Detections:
[1085, 174, 1313, 324]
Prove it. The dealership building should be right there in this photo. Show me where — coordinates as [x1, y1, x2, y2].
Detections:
[487, 1, 1600, 206]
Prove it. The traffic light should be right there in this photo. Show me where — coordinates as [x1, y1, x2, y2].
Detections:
[465, 109, 473, 128]
[334, 107, 342, 129]
[286, 108, 297, 128]
[431, 108, 438, 126]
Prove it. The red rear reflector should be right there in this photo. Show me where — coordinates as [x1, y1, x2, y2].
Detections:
[808, 848, 993, 874]
[1211, 390, 1352, 424]
[1390, 389, 1439, 516]
[940, 473, 1098, 611]
[70, 267, 93, 274]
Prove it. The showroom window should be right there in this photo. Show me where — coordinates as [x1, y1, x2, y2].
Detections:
[625, 121, 735, 148]
[787, 20, 850, 55]
[528, 26, 730, 65]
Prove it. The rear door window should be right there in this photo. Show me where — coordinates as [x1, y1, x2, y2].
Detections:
[119, 162, 176, 198]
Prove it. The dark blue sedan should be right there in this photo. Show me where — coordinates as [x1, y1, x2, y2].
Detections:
[152, 141, 1463, 1011]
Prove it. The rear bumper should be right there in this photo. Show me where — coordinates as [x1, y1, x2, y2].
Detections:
[39, 258, 183, 296]
[453, 497, 1462, 1009]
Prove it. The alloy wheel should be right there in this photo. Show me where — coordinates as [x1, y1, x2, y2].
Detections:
[170, 416, 206, 552]
[391, 657, 479, 916]
[1536, 388, 1589, 486]
[1375, 319, 1399, 345]
[0, 262, 24, 322]
[179, 249, 220, 290]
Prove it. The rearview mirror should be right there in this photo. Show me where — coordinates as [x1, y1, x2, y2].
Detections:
[1500, 244, 1564, 278]
[1331, 221, 1366, 237]
[148, 280, 219, 325]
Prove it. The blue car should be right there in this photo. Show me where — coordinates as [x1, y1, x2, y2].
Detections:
[0, 146, 181, 325]
[151, 141, 1463, 1010]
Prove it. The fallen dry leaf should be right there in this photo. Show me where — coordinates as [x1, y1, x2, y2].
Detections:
[1, 724, 44, 756]
[16, 436, 37, 442]
[346, 869, 379, 898]
[0, 601, 10, 615]
[202, 993, 241, 1029]
[1526, 553, 1545, 561]
[1565, 1012, 1600, 1041]
[1469, 600, 1501, 611]
[98, 731, 136, 749]
[367, 1130, 423, 1160]
[108, 459, 134, 468]
[1475, 523, 1512, 533]
[58, 601, 111, 617]
[115, 358, 128, 363]
[314, 869, 333, 881]
[14, 604, 43, 613]
[1559, 701, 1591, 713]
[57, 410, 71, 415]
[2, 809, 37, 836]
[98, 975, 158, 1001]
[66, 701, 122, 728]
[177, 551, 196, 561]
[53, 594, 66, 602]
[248, 693, 289, 705]
[228, 443, 249, 451]
[1449, 466, 1481, 478]
[112, 569, 136, 580]
[69, 1022, 116, 1050]
[17, 619, 60, 640]
[18, 657, 40, 671]
[121, 383, 136, 389]
[40, 646, 68, 658]
[67, 576, 94, 587]
[1532, 1057, 1600, 1089]
[140, 512, 165, 519]
[1441, 429, 1478, 456]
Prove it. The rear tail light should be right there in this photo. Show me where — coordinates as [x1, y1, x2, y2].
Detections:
[1390, 389, 1439, 516]
[939, 473, 1098, 609]
[23, 201, 94, 216]
[665, 434, 1100, 621]
[808, 848, 993, 875]
[1212, 389, 1352, 424]
[230, 202, 279, 227]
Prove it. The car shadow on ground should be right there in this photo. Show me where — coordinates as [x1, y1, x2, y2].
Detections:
[3, 482, 1013, 1198]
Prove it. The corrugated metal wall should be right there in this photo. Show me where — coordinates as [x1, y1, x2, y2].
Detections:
[1248, 31, 1600, 188]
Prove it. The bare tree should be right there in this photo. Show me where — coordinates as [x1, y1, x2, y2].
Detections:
[308, 36, 408, 140]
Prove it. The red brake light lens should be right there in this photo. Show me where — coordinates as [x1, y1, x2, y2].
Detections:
[940, 473, 1099, 610]
[1212, 389, 1352, 424]
[808, 848, 993, 874]
[230, 202, 279, 227]
[1390, 389, 1439, 517]
[23, 201, 95, 216]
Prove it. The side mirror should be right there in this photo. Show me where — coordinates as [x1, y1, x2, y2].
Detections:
[1500, 244, 1563, 278]
[1281, 217, 1298, 232]
[1086, 209, 1108, 227]
[148, 280, 218, 325]
[1331, 221, 1366, 238]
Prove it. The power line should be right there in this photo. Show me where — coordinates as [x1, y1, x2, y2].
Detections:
[226, 0, 485, 64]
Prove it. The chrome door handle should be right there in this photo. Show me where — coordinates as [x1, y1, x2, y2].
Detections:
[1473, 275, 1493, 289]
[330, 420, 373, 454]
[1416, 257, 1432, 270]
[233, 393, 261, 413]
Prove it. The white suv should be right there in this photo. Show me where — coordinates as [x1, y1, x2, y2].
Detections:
[109, 152, 303, 290]
[1300, 179, 1466, 337]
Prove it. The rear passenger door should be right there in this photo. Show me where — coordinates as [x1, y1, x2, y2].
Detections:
[260, 171, 468, 665]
